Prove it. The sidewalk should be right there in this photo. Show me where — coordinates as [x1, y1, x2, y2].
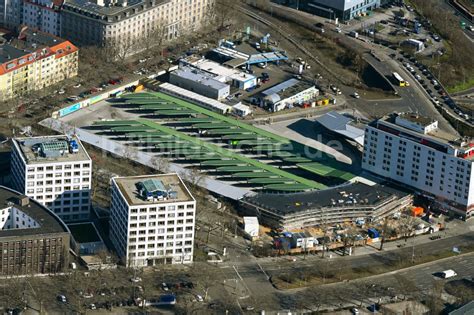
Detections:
[249, 218, 474, 265]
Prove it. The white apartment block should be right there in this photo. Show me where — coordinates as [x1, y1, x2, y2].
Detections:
[60, 0, 211, 52]
[11, 135, 92, 222]
[110, 174, 196, 267]
[23, 0, 62, 36]
[362, 113, 474, 219]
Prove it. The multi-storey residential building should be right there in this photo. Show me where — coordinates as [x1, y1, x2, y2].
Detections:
[11, 135, 92, 222]
[0, 28, 78, 101]
[280, 0, 380, 21]
[23, 0, 63, 36]
[362, 113, 474, 219]
[110, 174, 196, 267]
[60, 0, 210, 53]
[0, 186, 70, 276]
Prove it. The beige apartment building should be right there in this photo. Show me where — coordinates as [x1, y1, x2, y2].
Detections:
[60, 0, 211, 53]
[0, 28, 78, 101]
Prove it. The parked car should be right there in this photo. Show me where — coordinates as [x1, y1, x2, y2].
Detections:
[195, 294, 204, 302]
[130, 277, 142, 283]
[57, 295, 67, 303]
[440, 269, 457, 278]
[162, 283, 169, 291]
[353, 92, 360, 99]
[82, 292, 93, 299]
[73, 83, 82, 88]
[67, 96, 79, 102]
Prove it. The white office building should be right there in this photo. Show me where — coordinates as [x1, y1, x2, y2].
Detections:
[11, 135, 92, 222]
[169, 66, 231, 100]
[180, 56, 257, 90]
[109, 174, 196, 267]
[362, 113, 474, 219]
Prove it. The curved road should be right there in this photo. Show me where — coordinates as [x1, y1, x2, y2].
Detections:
[239, 2, 459, 135]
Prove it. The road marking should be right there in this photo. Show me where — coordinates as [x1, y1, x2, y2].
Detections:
[257, 263, 270, 280]
[232, 265, 244, 281]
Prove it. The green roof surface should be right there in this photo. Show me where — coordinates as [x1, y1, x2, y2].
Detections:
[237, 140, 279, 146]
[149, 92, 290, 143]
[111, 125, 153, 132]
[138, 119, 326, 189]
[222, 134, 262, 140]
[192, 123, 237, 129]
[170, 149, 211, 155]
[283, 156, 313, 163]
[201, 160, 247, 167]
[297, 162, 338, 176]
[185, 155, 222, 161]
[248, 178, 296, 184]
[267, 151, 296, 158]
[231, 172, 277, 178]
[174, 118, 219, 124]
[155, 143, 201, 150]
[125, 133, 172, 138]
[93, 120, 141, 126]
[139, 139, 185, 144]
[204, 129, 252, 135]
[154, 109, 197, 116]
[216, 166, 263, 173]
[139, 105, 186, 110]
[250, 145, 286, 152]
[327, 169, 356, 181]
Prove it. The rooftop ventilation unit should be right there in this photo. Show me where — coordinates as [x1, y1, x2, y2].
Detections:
[37, 140, 69, 158]
[137, 179, 178, 201]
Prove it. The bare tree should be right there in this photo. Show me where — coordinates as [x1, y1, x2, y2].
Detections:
[206, 0, 235, 32]
[398, 212, 417, 242]
[150, 156, 170, 173]
[379, 217, 390, 251]
[179, 167, 206, 189]
[121, 145, 138, 161]
[140, 19, 168, 55]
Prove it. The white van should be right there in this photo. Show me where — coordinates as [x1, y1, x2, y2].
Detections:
[440, 269, 457, 278]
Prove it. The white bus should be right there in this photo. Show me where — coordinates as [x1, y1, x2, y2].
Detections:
[393, 72, 409, 87]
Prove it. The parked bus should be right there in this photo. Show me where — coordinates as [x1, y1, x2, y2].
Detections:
[393, 72, 409, 87]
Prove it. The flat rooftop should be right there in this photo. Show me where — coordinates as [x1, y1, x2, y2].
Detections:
[172, 66, 229, 90]
[63, 0, 168, 18]
[397, 112, 436, 127]
[262, 78, 316, 100]
[377, 113, 473, 156]
[243, 182, 410, 216]
[181, 56, 255, 82]
[114, 174, 194, 206]
[0, 186, 69, 238]
[13, 135, 90, 164]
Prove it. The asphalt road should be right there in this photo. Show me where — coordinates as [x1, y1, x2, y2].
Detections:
[248, 2, 460, 135]
[347, 53, 458, 134]
[441, 0, 474, 41]
[215, 231, 474, 312]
